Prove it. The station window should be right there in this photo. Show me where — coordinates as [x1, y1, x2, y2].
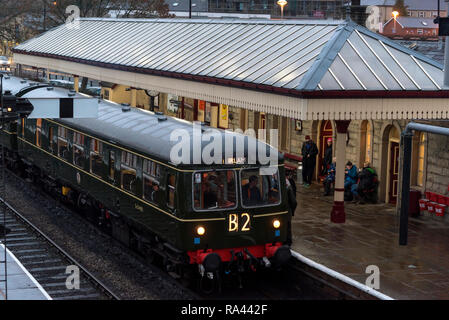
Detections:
[121, 151, 137, 194]
[36, 119, 42, 147]
[167, 174, 176, 209]
[58, 126, 69, 160]
[90, 139, 103, 176]
[73, 132, 85, 168]
[143, 159, 161, 203]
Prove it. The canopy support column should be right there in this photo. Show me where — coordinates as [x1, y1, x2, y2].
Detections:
[331, 120, 351, 223]
[131, 87, 137, 108]
[73, 75, 79, 93]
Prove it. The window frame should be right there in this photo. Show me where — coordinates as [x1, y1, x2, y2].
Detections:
[57, 126, 69, 159]
[191, 169, 238, 212]
[239, 167, 282, 209]
[72, 132, 85, 168]
[36, 119, 42, 147]
[89, 139, 103, 177]
[120, 163, 137, 194]
[167, 173, 176, 209]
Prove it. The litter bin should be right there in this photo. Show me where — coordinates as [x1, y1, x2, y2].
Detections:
[409, 189, 421, 217]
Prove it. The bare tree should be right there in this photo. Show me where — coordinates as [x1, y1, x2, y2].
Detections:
[0, 0, 36, 54]
[44, 0, 171, 27]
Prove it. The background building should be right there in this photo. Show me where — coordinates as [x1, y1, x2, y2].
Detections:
[383, 16, 439, 39]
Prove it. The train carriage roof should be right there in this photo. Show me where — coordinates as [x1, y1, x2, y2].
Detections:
[2, 73, 282, 166]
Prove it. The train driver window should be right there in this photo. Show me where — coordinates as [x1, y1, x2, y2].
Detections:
[36, 119, 42, 147]
[167, 174, 176, 209]
[58, 127, 69, 160]
[241, 168, 281, 208]
[73, 132, 85, 168]
[121, 151, 137, 194]
[90, 139, 103, 176]
[193, 170, 236, 210]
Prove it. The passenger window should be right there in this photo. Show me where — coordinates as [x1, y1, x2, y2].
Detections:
[58, 127, 69, 160]
[36, 119, 42, 147]
[121, 151, 137, 194]
[167, 174, 176, 209]
[73, 132, 85, 168]
[143, 159, 160, 203]
[48, 126, 55, 153]
[109, 151, 115, 180]
[90, 139, 103, 176]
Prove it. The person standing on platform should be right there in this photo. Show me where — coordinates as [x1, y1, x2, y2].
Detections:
[286, 177, 297, 246]
[322, 138, 333, 176]
[301, 135, 318, 188]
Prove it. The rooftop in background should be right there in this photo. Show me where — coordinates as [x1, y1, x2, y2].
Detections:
[396, 40, 444, 64]
[13, 18, 446, 95]
[361, 0, 447, 10]
[360, 0, 395, 6]
[168, 0, 208, 12]
[386, 17, 439, 29]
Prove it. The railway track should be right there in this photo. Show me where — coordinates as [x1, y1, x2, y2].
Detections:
[0, 197, 119, 300]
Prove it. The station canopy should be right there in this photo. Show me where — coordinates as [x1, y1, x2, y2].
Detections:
[13, 18, 449, 120]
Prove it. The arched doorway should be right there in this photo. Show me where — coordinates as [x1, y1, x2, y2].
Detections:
[380, 124, 400, 204]
[318, 120, 333, 180]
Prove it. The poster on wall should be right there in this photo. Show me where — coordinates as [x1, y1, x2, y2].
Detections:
[167, 94, 179, 115]
[198, 100, 205, 122]
[205, 102, 211, 124]
[219, 104, 229, 129]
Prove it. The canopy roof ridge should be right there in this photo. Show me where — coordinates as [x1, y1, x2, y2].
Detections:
[299, 20, 356, 91]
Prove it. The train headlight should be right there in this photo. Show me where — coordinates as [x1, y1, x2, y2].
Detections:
[273, 219, 281, 229]
[197, 226, 206, 236]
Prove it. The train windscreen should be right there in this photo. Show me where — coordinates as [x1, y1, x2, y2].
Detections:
[193, 170, 237, 211]
[240, 168, 281, 208]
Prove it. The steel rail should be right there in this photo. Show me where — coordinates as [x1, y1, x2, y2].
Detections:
[0, 196, 120, 300]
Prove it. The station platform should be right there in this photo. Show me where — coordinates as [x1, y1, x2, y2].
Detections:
[291, 183, 449, 300]
[0, 243, 51, 300]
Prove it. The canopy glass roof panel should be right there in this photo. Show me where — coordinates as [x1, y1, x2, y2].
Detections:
[14, 18, 446, 94]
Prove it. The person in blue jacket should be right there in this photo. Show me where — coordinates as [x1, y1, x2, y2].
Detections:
[323, 157, 336, 196]
[344, 161, 358, 190]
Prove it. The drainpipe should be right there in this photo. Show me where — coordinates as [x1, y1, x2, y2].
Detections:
[444, 0, 449, 87]
[399, 122, 449, 245]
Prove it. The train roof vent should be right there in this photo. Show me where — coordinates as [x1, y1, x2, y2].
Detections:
[47, 87, 54, 91]
[157, 115, 167, 121]
[155, 111, 164, 116]
[121, 103, 131, 112]
[68, 90, 76, 97]
[20, 80, 27, 84]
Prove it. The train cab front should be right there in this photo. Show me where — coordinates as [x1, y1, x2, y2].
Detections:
[185, 166, 291, 276]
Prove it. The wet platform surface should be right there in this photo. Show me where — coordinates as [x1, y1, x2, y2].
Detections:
[0, 244, 51, 300]
[290, 184, 449, 300]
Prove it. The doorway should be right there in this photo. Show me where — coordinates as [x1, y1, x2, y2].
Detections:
[388, 141, 400, 204]
[318, 120, 333, 180]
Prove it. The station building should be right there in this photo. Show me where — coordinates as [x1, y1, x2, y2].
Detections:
[11, 17, 449, 220]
